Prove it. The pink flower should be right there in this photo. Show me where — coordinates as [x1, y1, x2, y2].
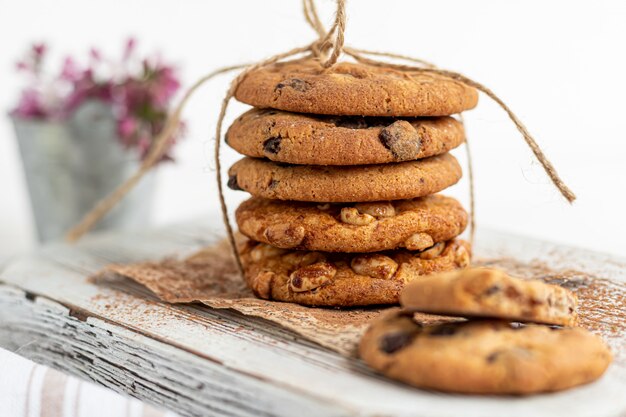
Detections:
[137, 134, 151, 155]
[152, 66, 180, 105]
[32, 43, 46, 58]
[60, 57, 81, 81]
[11, 39, 184, 162]
[123, 37, 136, 61]
[12, 89, 47, 119]
[89, 48, 102, 62]
[118, 116, 138, 139]
[15, 61, 29, 71]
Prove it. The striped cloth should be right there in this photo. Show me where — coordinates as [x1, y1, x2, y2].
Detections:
[0, 348, 179, 417]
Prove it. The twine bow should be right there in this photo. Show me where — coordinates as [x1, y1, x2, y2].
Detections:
[66, 0, 576, 280]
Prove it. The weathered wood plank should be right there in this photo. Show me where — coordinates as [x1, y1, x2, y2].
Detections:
[0, 286, 349, 417]
[1, 219, 625, 417]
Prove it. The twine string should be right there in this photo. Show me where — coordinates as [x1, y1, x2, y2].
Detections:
[303, 0, 325, 38]
[318, 0, 346, 68]
[345, 51, 576, 204]
[459, 114, 476, 246]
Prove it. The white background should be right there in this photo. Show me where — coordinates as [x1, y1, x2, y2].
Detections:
[0, 0, 625, 260]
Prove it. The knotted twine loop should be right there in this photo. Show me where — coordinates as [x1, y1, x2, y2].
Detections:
[67, 0, 575, 281]
[304, 0, 345, 68]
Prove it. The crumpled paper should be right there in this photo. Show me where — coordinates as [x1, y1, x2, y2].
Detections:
[96, 240, 626, 360]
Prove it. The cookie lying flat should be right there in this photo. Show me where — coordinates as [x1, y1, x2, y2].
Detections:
[359, 310, 612, 394]
[240, 239, 470, 307]
[400, 268, 578, 326]
[236, 195, 467, 253]
[234, 58, 478, 116]
[228, 154, 462, 203]
[226, 108, 465, 165]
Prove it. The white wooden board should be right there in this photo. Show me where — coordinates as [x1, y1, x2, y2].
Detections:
[0, 219, 625, 417]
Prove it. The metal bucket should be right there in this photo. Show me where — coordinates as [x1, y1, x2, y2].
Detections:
[11, 100, 155, 243]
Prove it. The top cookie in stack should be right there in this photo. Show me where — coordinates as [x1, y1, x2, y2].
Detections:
[225, 58, 478, 307]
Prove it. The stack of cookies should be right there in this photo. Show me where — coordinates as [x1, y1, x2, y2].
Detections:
[360, 268, 612, 394]
[225, 58, 479, 306]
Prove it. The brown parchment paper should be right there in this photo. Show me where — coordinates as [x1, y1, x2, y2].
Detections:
[96, 240, 626, 361]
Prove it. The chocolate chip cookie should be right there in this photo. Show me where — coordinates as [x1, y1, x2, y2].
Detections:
[359, 310, 612, 394]
[235, 58, 478, 116]
[240, 239, 471, 307]
[228, 153, 462, 202]
[236, 195, 467, 253]
[400, 268, 578, 326]
[226, 108, 465, 165]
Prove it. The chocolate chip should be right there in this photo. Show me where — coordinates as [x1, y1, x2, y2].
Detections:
[379, 120, 422, 161]
[227, 175, 242, 191]
[483, 285, 501, 296]
[486, 352, 500, 363]
[268, 179, 279, 189]
[379, 331, 415, 354]
[505, 286, 522, 299]
[429, 324, 459, 337]
[263, 136, 282, 154]
[275, 78, 311, 92]
[291, 275, 302, 289]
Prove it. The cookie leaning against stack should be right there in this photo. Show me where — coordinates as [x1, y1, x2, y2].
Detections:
[360, 268, 613, 394]
[225, 58, 478, 306]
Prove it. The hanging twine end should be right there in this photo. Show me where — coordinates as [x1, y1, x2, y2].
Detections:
[563, 189, 577, 204]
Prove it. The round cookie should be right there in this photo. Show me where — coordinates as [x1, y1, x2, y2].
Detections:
[240, 239, 471, 307]
[226, 108, 465, 165]
[227, 153, 462, 203]
[400, 268, 578, 326]
[359, 310, 612, 394]
[235, 58, 478, 116]
[236, 195, 467, 253]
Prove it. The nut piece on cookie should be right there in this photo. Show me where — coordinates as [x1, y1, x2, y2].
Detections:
[453, 244, 471, 268]
[263, 223, 305, 248]
[404, 233, 435, 251]
[351, 254, 399, 280]
[251, 271, 275, 299]
[400, 267, 579, 326]
[354, 202, 396, 218]
[282, 251, 327, 268]
[249, 243, 288, 262]
[419, 242, 445, 260]
[340, 207, 375, 225]
[288, 262, 337, 292]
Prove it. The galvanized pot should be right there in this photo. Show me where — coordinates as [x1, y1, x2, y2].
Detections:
[11, 100, 155, 243]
